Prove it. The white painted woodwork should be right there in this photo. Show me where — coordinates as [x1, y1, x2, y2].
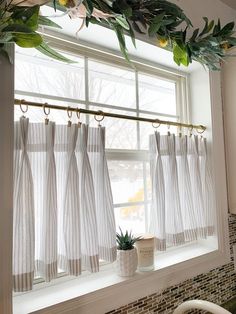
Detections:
[0, 45, 14, 314]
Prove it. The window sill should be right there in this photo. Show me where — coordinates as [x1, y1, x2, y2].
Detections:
[13, 239, 229, 314]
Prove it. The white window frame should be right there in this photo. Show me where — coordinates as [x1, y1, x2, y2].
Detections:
[10, 33, 230, 314]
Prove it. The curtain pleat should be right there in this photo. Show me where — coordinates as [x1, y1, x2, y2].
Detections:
[199, 137, 215, 236]
[78, 125, 99, 272]
[62, 124, 81, 275]
[43, 122, 58, 280]
[13, 122, 114, 291]
[176, 135, 197, 241]
[30, 122, 58, 281]
[149, 132, 215, 251]
[187, 136, 206, 238]
[13, 117, 35, 292]
[88, 127, 116, 262]
[161, 134, 184, 246]
[149, 132, 166, 250]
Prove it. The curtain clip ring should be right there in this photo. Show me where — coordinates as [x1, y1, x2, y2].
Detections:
[178, 125, 182, 137]
[67, 106, 73, 127]
[43, 103, 50, 125]
[196, 125, 205, 135]
[19, 99, 28, 117]
[189, 125, 194, 137]
[167, 124, 171, 136]
[152, 119, 161, 129]
[76, 108, 81, 128]
[94, 110, 105, 126]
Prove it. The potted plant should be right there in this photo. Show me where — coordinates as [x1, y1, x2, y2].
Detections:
[116, 228, 140, 277]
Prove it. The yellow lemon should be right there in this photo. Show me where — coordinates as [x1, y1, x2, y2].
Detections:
[221, 42, 230, 52]
[158, 38, 169, 48]
[59, 0, 68, 5]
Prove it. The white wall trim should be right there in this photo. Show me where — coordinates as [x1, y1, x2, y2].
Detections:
[209, 71, 230, 259]
[0, 44, 14, 314]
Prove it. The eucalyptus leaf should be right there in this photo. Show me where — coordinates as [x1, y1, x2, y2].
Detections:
[13, 32, 42, 48]
[116, 16, 130, 30]
[38, 16, 62, 29]
[2, 24, 33, 33]
[36, 42, 76, 63]
[11, 6, 40, 31]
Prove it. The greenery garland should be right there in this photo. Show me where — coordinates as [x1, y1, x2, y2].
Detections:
[1, 0, 236, 70]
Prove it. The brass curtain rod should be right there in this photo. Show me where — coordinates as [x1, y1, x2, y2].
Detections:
[14, 99, 206, 132]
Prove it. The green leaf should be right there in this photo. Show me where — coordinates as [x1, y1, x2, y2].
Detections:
[207, 20, 214, 33]
[116, 16, 130, 30]
[190, 28, 199, 42]
[114, 25, 130, 62]
[148, 13, 165, 37]
[12, 32, 42, 48]
[227, 37, 236, 46]
[173, 42, 189, 67]
[217, 22, 235, 37]
[123, 7, 132, 18]
[199, 17, 209, 37]
[83, 0, 94, 16]
[2, 24, 33, 33]
[11, 6, 40, 31]
[38, 16, 62, 29]
[127, 20, 136, 48]
[36, 42, 76, 63]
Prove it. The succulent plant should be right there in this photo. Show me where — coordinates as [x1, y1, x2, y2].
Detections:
[116, 228, 141, 251]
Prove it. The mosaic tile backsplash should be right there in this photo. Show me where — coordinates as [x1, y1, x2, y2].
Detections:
[106, 214, 236, 314]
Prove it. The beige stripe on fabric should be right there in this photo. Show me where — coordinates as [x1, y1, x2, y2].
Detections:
[68, 259, 82, 276]
[166, 232, 185, 246]
[82, 255, 99, 273]
[155, 238, 166, 251]
[99, 246, 117, 263]
[35, 261, 57, 282]
[13, 272, 34, 292]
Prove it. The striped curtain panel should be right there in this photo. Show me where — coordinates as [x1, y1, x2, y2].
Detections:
[88, 127, 117, 262]
[13, 118, 116, 292]
[148, 132, 215, 251]
[13, 118, 35, 292]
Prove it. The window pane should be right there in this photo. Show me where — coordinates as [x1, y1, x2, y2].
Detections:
[139, 73, 176, 115]
[115, 205, 145, 234]
[15, 48, 85, 100]
[89, 106, 138, 149]
[108, 160, 144, 204]
[88, 60, 136, 108]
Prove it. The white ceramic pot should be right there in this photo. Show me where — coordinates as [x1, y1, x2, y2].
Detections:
[116, 248, 138, 277]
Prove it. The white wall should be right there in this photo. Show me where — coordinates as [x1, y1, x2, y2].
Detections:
[222, 48, 236, 213]
[171, 0, 236, 27]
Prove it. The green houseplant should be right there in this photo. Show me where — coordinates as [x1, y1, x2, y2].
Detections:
[116, 228, 140, 277]
[1, 0, 236, 69]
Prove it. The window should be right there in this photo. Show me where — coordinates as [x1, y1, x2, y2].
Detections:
[11, 28, 230, 314]
[15, 46, 185, 236]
